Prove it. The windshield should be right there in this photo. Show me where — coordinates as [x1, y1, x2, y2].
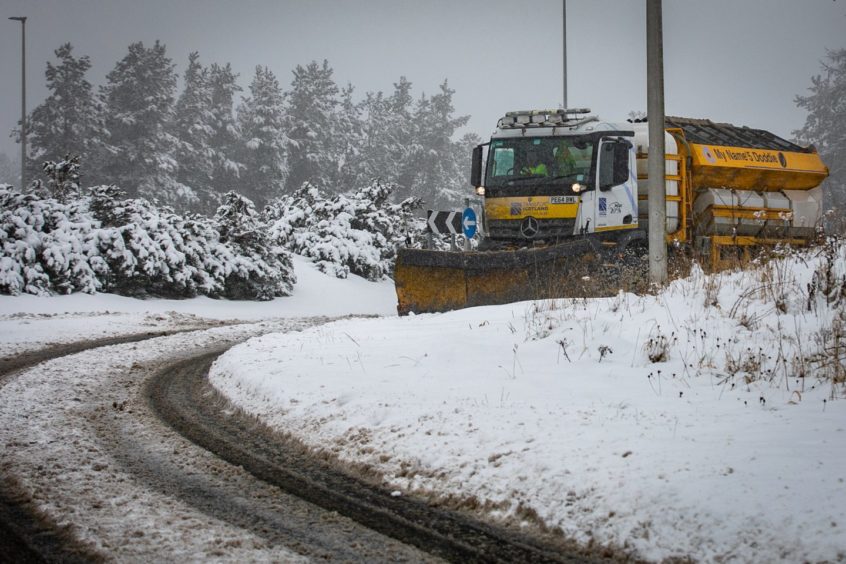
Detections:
[486, 136, 594, 188]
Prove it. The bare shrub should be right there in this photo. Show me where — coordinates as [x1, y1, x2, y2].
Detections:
[643, 326, 671, 363]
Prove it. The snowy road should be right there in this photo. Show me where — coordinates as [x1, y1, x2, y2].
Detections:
[0, 321, 421, 561]
[0, 322, 606, 562]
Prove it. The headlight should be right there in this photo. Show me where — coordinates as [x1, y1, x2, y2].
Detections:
[572, 182, 582, 193]
[475, 186, 486, 196]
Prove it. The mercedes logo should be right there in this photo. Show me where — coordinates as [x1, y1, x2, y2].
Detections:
[520, 216, 539, 239]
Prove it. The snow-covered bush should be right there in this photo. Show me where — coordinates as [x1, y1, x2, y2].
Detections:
[0, 189, 102, 295]
[0, 185, 294, 299]
[214, 191, 294, 300]
[266, 180, 422, 280]
[88, 185, 208, 297]
[42, 155, 82, 203]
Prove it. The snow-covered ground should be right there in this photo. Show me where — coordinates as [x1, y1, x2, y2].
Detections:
[3, 249, 846, 562]
[209, 252, 846, 562]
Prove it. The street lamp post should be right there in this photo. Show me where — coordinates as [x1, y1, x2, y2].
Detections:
[9, 16, 26, 190]
[562, 0, 567, 109]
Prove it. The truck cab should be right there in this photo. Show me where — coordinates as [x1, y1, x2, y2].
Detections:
[471, 109, 640, 247]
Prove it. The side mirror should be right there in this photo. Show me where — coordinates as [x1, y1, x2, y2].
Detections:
[470, 145, 484, 187]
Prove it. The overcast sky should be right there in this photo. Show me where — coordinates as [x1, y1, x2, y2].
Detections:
[0, 0, 844, 160]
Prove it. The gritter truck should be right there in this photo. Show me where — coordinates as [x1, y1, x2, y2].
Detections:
[394, 109, 829, 315]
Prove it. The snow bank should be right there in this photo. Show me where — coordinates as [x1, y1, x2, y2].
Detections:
[0, 254, 397, 352]
[210, 246, 846, 562]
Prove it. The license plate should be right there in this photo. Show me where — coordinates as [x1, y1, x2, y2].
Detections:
[550, 196, 577, 204]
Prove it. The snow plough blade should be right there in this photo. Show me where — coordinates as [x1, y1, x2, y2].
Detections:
[394, 239, 619, 315]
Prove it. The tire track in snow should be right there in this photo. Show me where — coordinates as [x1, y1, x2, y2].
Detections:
[149, 349, 609, 563]
[0, 329, 192, 563]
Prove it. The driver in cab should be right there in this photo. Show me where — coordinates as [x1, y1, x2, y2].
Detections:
[554, 142, 577, 176]
[520, 149, 549, 176]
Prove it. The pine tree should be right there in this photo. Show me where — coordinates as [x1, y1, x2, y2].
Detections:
[388, 76, 418, 196]
[99, 41, 182, 204]
[207, 62, 244, 200]
[357, 90, 388, 187]
[332, 83, 364, 189]
[284, 60, 340, 193]
[407, 80, 470, 208]
[357, 77, 417, 194]
[171, 51, 215, 211]
[26, 43, 105, 186]
[794, 48, 846, 211]
[237, 66, 288, 207]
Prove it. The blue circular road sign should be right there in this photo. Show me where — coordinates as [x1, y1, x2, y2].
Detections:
[462, 207, 477, 239]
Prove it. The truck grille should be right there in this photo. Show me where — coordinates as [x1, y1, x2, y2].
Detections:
[487, 218, 576, 241]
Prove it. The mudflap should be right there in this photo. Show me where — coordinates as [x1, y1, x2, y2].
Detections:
[394, 238, 611, 315]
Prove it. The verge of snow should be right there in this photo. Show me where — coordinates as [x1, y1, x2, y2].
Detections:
[210, 254, 846, 562]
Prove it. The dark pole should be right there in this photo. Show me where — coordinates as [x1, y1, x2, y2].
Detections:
[646, 0, 667, 285]
[562, 0, 567, 109]
[9, 16, 27, 190]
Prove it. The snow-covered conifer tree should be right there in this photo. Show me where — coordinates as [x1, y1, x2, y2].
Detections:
[237, 66, 288, 207]
[207, 63, 244, 200]
[1, 190, 70, 295]
[26, 43, 106, 186]
[331, 83, 365, 190]
[356, 90, 386, 184]
[457, 131, 483, 188]
[357, 77, 418, 198]
[1, 172, 296, 299]
[406, 80, 470, 208]
[99, 41, 184, 205]
[794, 49, 846, 211]
[171, 51, 216, 212]
[387, 76, 419, 196]
[349, 180, 423, 259]
[284, 60, 340, 193]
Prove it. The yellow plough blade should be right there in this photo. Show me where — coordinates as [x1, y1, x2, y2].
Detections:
[394, 240, 608, 315]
